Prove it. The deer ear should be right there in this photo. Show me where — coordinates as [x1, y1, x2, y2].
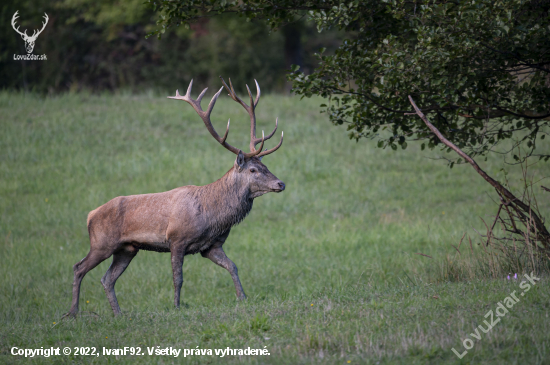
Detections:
[235, 150, 245, 171]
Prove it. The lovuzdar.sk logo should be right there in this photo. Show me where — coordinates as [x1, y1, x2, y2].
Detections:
[12, 10, 48, 61]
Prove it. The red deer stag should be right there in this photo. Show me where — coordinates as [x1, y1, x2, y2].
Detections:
[65, 77, 284, 317]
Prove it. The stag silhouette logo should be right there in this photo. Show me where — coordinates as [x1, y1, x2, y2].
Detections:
[11, 11, 49, 54]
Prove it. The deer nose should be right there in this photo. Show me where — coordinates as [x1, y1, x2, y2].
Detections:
[277, 181, 286, 191]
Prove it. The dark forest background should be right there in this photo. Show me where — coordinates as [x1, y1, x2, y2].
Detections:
[0, 0, 342, 93]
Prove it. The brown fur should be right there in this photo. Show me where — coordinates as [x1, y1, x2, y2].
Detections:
[65, 155, 284, 316]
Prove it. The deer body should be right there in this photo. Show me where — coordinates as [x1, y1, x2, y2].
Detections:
[87, 167, 259, 255]
[66, 78, 284, 317]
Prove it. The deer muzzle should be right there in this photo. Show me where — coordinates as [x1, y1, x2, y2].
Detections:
[272, 180, 285, 192]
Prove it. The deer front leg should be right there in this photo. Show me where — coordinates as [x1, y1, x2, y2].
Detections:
[171, 245, 185, 308]
[201, 246, 246, 300]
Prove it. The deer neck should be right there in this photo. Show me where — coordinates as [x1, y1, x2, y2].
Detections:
[198, 167, 253, 233]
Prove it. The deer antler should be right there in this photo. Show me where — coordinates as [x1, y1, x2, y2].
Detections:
[220, 77, 283, 158]
[11, 11, 49, 40]
[30, 13, 49, 40]
[11, 11, 28, 38]
[168, 80, 241, 155]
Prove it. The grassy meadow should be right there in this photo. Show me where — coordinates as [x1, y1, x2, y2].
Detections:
[0, 90, 549, 364]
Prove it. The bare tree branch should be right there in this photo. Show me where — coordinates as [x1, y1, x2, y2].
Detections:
[407, 95, 550, 249]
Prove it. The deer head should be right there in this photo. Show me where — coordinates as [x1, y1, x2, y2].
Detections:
[12, 11, 49, 54]
[168, 77, 285, 198]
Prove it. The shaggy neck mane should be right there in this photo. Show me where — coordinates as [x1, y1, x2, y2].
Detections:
[195, 167, 253, 236]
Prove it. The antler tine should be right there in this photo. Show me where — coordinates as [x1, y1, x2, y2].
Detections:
[197, 87, 208, 105]
[168, 81, 240, 155]
[243, 131, 264, 158]
[221, 119, 230, 143]
[205, 86, 224, 117]
[246, 84, 254, 111]
[251, 117, 278, 148]
[11, 11, 26, 37]
[32, 12, 49, 39]
[254, 79, 261, 107]
[229, 78, 239, 103]
[244, 83, 258, 150]
[185, 79, 194, 98]
[168, 79, 208, 113]
[220, 77, 246, 107]
[257, 130, 265, 152]
[219, 77, 233, 99]
[256, 130, 283, 158]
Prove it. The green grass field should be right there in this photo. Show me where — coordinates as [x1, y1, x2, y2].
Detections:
[1, 91, 549, 364]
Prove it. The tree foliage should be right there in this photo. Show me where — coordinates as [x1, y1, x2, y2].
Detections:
[2, 0, 338, 92]
[150, 0, 550, 162]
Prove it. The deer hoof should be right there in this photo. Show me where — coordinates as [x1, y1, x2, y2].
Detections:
[61, 311, 77, 320]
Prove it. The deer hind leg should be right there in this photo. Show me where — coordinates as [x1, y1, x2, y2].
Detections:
[101, 245, 138, 316]
[65, 248, 111, 318]
[201, 246, 246, 300]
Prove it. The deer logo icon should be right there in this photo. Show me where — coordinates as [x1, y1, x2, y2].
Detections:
[11, 11, 49, 54]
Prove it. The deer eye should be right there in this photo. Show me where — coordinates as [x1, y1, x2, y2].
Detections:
[249, 168, 257, 173]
